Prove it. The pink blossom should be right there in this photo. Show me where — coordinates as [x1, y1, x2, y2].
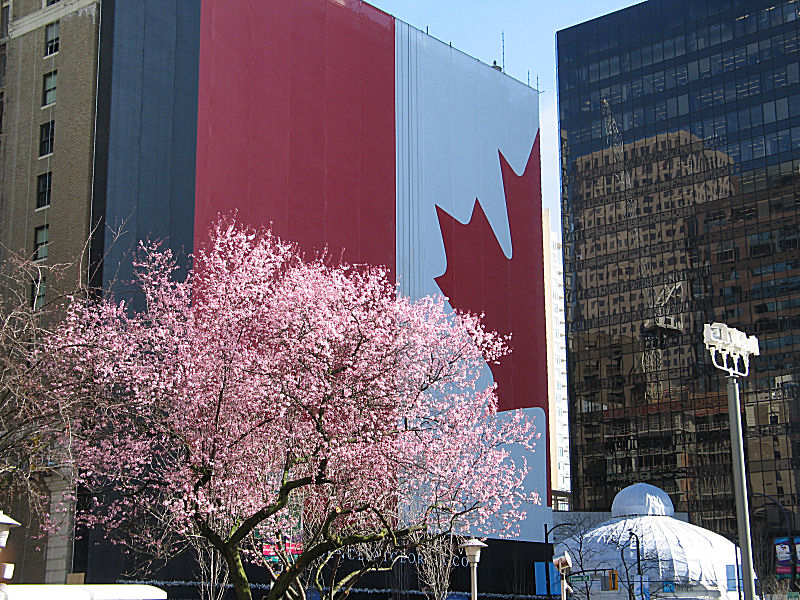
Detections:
[44, 219, 538, 600]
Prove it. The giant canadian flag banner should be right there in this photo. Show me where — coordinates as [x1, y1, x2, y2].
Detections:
[194, 0, 548, 539]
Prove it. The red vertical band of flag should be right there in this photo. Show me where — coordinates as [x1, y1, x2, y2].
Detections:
[195, 0, 396, 269]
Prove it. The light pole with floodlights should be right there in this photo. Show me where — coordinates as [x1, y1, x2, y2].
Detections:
[460, 538, 487, 600]
[703, 322, 759, 600]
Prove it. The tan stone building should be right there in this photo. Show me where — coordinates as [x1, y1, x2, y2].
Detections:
[1, 0, 99, 302]
[0, 0, 100, 585]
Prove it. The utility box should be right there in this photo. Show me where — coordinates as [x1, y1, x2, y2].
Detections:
[602, 570, 619, 591]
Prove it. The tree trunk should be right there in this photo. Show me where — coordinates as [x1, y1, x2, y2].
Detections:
[223, 544, 253, 600]
[266, 561, 303, 600]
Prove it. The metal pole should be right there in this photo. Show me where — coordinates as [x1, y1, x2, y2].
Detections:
[727, 375, 757, 600]
[629, 530, 642, 600]
[791, 513, 798, 592]
[470, 562, 478, 600]
[546, 523, 573, 597]
[560, 574, 567, 600]
[545, 524, 552, 596]
[735, 549, 742, 600]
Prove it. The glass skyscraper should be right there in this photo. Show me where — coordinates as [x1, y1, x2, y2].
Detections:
[557, 0, 800, 550]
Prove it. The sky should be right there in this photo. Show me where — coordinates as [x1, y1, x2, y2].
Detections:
[368, 0, 643, 233]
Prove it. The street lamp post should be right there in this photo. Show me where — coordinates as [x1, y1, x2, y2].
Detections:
[545, 523, 574, 596]
[703, 322, 759, 600]
[628, 530, 642, 600]
[460, 538, 487, 600]
[553, 550, 573, 600]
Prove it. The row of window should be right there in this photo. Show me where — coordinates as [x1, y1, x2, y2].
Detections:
[559, 1, 800, 72]
[567, 24, 800, 90]
[29, 5, 62, 309]
[568, 62, 800, 125]
[568, 92, 800, 151]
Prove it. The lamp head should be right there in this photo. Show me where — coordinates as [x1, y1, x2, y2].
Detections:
[0, 511, 20, 549]
[553, 550, 572, 574]
[703, 322, 759, 377]
[459, 538, 488, 566]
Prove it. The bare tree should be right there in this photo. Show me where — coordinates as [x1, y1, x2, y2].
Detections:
[0, 252, 81, 514]
[416, 533, 464, 600]
[0, 221, 125, 516]
[191, 536, 231, 600]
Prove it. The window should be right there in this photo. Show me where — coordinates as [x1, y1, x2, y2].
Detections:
[1, 43, 6, 87]
[39, 120, 54, 156]
[748, 232, 773, 258]
[31, 277, 46, 310]
[44, 21, 59, 55]
[715, 241, 738, 263]
[46, 0, 61, 5]
[42, 70, 56, 106]
[36, 172, 51, 208]
[34, 225, 49, 260]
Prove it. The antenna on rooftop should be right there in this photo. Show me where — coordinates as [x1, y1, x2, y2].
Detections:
[502, 31, 505, 72]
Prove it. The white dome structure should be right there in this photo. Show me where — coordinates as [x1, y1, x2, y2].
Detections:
[611, 482, 674, 518]
[555, 484, 750, 600]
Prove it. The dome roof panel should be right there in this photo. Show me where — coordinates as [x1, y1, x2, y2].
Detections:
[611, 482, 675, 517]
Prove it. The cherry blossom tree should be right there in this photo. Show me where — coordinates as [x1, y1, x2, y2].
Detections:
[45, 220, 539, 600]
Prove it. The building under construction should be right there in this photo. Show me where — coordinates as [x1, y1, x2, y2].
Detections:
[557, 0, 800, 556]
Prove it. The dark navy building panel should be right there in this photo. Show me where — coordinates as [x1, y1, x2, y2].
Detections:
[92, 0, 200, 297]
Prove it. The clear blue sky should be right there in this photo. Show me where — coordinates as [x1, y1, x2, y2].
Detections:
[369, 0, 643, 233]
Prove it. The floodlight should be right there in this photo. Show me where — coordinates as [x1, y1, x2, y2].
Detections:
[703, 322, 759, 377]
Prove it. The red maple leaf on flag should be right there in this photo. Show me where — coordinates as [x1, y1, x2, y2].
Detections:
[434, 133, 547, 417]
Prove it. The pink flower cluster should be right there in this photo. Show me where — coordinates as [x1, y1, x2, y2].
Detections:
[45, 219, 538, 558]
